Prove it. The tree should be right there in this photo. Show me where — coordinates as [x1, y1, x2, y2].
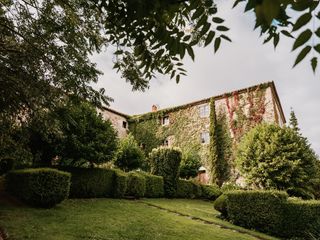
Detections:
[114, 133, 145, 172]
[2, 0, 319, 123]
[180, 150, 202, 179]
[236, 123, 318, 199]
[289, 109, 300, 133]
[58, 102, 118, 167]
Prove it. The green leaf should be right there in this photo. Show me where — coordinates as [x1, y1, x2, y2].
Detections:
[221, 34, 232, 42]
[293, 46, 311, 67]
[183, 35, 191, 42]
[176, 74, 180, 84]
[311, 57, 317, 73]
[314, 44, 320, 54]
[281, 30, 294, 39]
[292, 29, 312, 51]
[233, 0, 245, 8]
[212, 17, 224, 24]
[187, 46, 195, 61]
[200, 22, 211, 35]
[204, 31, 215, 47]
[170, 70, 176, 79]
[262, 0, 280, 25]
[273, 33, 279, 49]
[192, 7, 204, 20]
[292, 12, 312, 32]
[315, 27, 320, 38]
[216, 26, 229, 32]
[214, 37, 221, 53]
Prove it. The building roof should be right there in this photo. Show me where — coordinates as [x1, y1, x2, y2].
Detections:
[103, 81, 286, 123]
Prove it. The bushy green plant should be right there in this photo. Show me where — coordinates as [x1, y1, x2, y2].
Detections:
[58, 102, 118, 167]
[126, 172, 146, 198]
[114, 133, 145, 172]
[215, 190, 320, 239]
[225, 190, 287, 234]
[62, 167, 115, 198]
[179, 150, 201, 179]
[113, 169, 128, 198]
[201, 184, 222, 200]
[236, 123, 318, 199]
[176, 179, 200, 198]
[214, 194, 228, 217]
[221, 182, 242, 192]
[138, 171, 164, 198]
[6, 168, 70, 208]
[149, 147, 182, 198]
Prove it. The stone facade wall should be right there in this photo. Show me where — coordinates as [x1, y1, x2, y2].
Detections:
[99, 109, 128, 138]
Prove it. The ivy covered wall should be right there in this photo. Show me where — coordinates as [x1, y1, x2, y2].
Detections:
[126, 83, 284, 184]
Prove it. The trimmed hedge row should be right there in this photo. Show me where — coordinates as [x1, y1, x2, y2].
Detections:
[139, 172, 164, 198]
[214, 190, 320, 239]
[6, 168, 70, 208]
[113, 169, 127, 198]
[61, 167, 115, 198]
[126, 172, 146, 198]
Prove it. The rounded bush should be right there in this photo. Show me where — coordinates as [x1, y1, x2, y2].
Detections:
[6, 168, 71, 208]
[0, 158, 14, 175]
[201, 185, 222, 200]
[236, 123, 318, 198]
[126, 172, 146, 198]
[214, 194, 228, 217]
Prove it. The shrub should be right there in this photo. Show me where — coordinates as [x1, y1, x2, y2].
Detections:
[216, 190, 320, 239]
[62, 167, 115, 198]
[201, 184, 222, 200]
[177, 179, 196, 198]
[179, 150, 201, 179]
[5, 168, 70, 208]
[113, 169, 128, 198]
[221, 182, 242, 192]
[126, 172, 146, 198]
[236, 124, 318, 198]
[225, 190, 288, 234]
[149, 147, 182, 198]
[281, 199, 320, 239]
[114, 133, 145, 172]
[138, 171, 164, 198]
[214, 194, 228, 217]
[0, 158, 14, 176]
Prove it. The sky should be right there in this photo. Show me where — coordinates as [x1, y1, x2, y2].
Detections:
[92, 1, 320, 155]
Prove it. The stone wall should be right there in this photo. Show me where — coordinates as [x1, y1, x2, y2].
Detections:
[99, 109, 128, 138]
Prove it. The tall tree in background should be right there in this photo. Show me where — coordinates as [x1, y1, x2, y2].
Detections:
[289, 109, 300, 133]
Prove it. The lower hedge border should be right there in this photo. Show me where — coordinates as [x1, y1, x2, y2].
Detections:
[5, 168, 71, 208]
[214, 190, 320, 239]
[138, 172, 164, 198]
[126, 172, 146, 198]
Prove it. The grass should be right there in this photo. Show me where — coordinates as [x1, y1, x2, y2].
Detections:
[143, 199, 278, 240]
[0, 198, 277, 240]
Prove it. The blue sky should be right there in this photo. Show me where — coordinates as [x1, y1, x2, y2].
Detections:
[92, 1, 320, 155]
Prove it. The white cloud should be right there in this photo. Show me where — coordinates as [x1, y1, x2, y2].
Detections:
[91, 0, 320, 155]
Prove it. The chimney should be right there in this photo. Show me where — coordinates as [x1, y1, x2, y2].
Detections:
[152, 105, 158, 112]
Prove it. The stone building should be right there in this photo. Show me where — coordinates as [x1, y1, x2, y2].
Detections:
[100, 81, 286, 184]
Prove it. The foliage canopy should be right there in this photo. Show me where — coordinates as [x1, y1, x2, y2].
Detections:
[236, 123, 319, 199]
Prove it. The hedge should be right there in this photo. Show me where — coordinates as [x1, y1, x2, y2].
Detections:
[5, 168, 70, 208]
[113, 169, 128, 198]
[61, 167, 115, 198]
[126, 172, 146, 198]
[138, 172, 164, 198]
[176, 179, 202, 198]
[201, 185, 222, 200]
[149, 147, 182, 198]
[214, 190, 320, 239]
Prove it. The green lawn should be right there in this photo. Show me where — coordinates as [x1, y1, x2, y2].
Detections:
[0, 198, 277, 240]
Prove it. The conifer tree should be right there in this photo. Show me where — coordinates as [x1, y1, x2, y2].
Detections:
[289, 109, 300, 133]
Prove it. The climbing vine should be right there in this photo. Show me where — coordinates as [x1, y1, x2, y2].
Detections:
[209, 98, 219, 185]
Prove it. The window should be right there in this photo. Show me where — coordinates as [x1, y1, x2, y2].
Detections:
[199, 104, 210, 118]
[161, 116, 169, 126]
[200, 132, 210, 144]
[122, 121, 127, 129]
